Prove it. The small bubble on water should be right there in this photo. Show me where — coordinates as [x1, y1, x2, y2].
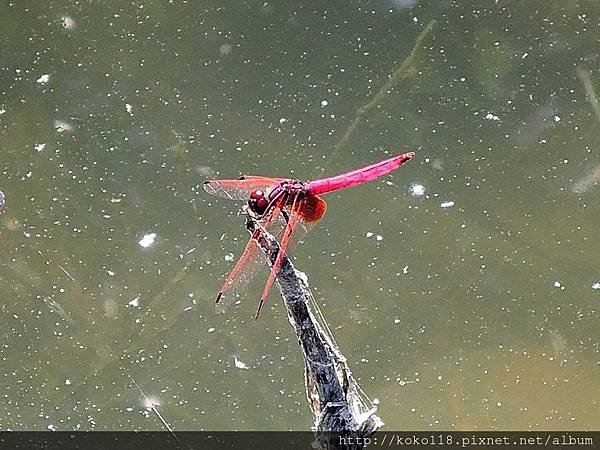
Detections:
[61, 15, 76, 30]
[138, 233, 156, 248]
[409, 183, 426, 197]
[36, 74, 50, 85]
[54, 120, 73, 134]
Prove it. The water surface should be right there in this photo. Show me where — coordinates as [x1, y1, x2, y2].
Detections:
[1, 0, 599, 431]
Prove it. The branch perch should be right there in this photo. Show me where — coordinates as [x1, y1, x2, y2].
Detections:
[245, 216, 382, 445]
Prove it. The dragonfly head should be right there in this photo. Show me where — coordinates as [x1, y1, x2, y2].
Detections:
[248, 189, 269, 216]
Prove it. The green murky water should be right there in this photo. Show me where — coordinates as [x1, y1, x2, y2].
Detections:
[1, 1, 598, 431]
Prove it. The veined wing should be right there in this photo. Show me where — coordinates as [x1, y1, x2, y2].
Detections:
[215, 193, 286, 312]
[203, 176, 289, 201]
[215, 199, 315, 315]
[214, 236, 267, 313]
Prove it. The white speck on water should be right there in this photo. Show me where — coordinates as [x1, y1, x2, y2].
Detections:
[373, 398, 380, 405]
[208, 327, 215, 333]
[224, 252, 234, 262]
[138, 233, 156, 248]
[128, 297, 140, 307]
[409, 182, 426, 197]
[126, 407, 134, 412]
[440, 201, 455, 208]
[125, 103, 133, 115]
[47, 424, 57, 431]
[234, 357, 249, 370]
[37, 74, 50, 84]
[592, 282, 600, 290]
[143, 396, 159, 409]
[106, 269, 115, 276]
[320, 100, 328, 107]
[35, 143, 47, 152]
[365, 231, 383, 241]
[553, 281, 565, 290]
[54, 120, 73, 133]
[394, 318, 401, 324]
[0, 107, 5, 115]
[403, 265, 409, 274]
[61, 15, 76, 30]
[522, 52, 529, 59]
[65, 379, 72, 386]
[278, 117, 287, 124]
[497, 401, 503, 407]
[485, 112, 500, 121]
[554, 115, 561, 122]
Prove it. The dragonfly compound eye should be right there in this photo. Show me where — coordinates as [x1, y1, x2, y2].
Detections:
[248, 189, 269, 215]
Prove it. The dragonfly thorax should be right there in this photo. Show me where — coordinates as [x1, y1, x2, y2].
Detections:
[248, 181, 307, 217]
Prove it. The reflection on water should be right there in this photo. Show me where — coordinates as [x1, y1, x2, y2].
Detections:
[41, 296, 75, 326]
[572, 164, 600, 195]
[1, 0, 599, 431]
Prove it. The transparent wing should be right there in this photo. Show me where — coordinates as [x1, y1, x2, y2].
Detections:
[203, 176, 289, 201]
[214, 237, 268, 313]
[214, 195, 286, 312]
[214, 205, 316, 314]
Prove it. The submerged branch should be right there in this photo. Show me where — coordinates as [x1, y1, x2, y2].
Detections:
[330, 19, 437, 159]
[245, 216, 382, 442]
[577, 67, 600, 124]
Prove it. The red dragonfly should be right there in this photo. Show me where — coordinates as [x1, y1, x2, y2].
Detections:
[203, 151, 415, 318]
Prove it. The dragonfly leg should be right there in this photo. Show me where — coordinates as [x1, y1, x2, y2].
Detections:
[255, 193, 301, 319]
